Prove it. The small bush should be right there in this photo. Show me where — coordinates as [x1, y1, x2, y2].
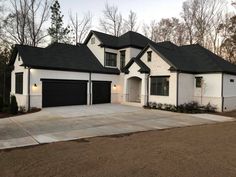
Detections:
[150, 102, 157, 109]
[19, 106, 26, 113]
[0, 96, 3, 112]
[157, 103, 163, 110]
[9, 95, 18, 115]
[205, 103, 217, 112]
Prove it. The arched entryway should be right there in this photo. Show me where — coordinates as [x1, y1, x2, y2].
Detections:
[127, 77, 142, 103]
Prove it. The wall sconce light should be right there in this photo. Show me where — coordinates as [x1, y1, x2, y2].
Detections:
[113, 84, 117, 89]
[34, 83, 37, 87]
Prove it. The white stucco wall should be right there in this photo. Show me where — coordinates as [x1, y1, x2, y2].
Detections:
[178, 73, 194, 105]
[223, 74, 236, 111]
[11, 54, 29, 108]
[141, 48, 178, 105]
[193, 73, 222, 111]
[87, 34, 105, 65]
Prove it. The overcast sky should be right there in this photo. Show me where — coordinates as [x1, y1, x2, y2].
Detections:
[60, 0, 186, 30]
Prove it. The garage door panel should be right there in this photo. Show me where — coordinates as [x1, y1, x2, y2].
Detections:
[42, 80, 88, 107]
[92, 81, 111, 104]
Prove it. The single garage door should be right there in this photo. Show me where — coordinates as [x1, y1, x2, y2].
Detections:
[42, 79, 88, 107]
[92, 81, 111, 104]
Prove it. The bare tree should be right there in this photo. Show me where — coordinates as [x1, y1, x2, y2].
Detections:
[27, 0, 51, 46]
[181, 0, 198, 44]
[142, 20, 158, 42]
[123, 10, 138, 32]
[99, 3, 123, 37]
[2, 0, 51, 46]
[69, 12, 92, 44]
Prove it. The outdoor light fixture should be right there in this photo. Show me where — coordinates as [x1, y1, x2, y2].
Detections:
[34, 83, 37, 87]
[113, 84, 117, 88]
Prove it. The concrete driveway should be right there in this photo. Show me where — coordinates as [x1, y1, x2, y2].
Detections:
[0, 104, 234, 150]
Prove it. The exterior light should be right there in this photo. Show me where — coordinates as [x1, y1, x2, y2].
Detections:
[113, 84, 117, 88]
[34, 83, 37, 87]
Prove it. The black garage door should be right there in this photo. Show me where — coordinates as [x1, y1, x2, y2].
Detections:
[42, 79, 88, 107]
[92, 81, 111, 104]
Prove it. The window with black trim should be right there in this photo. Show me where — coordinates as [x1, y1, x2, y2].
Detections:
[230, 79, 234, 83]
[195, 77, 202, 88]
[120, 50, 126, 69]
[147, 51, 152, 62]
[151, 76, 169, 96]
[91, 37, 95, 44]
[105, 52, 117, 67]
[15, 72, 23, 94]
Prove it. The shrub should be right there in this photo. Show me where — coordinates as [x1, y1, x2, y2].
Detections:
[157, 103, 163, 110]
[0, 96, 3, 112]
[19, 106, 26, 113]
[9, 95, 18, 115]
[204, 103, 217, 112]
[150, 102, 157, 109]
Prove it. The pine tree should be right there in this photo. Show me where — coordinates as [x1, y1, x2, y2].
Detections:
[48, 0, 70, 43]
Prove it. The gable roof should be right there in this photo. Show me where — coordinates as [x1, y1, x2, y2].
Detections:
[84, 30, 152, 49]
[10, 43, 120, 74]
[122, 57, 150, 74]
[123, 42, 236, 75]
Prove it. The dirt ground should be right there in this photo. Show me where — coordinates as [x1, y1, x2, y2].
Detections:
[0, 121, 236, 177]
[216, 110, 236, 118]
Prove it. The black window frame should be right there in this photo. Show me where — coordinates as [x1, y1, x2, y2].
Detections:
[150, 76, 170, 96]
[15, 72, 23, 94]
[230, 79, 234, 83]
[105, 52, 117, 67]
[147, 51, 152, 62]
[120, 50, 126, 69]
[195, 77, 202, 88]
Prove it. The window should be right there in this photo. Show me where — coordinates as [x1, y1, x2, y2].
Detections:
[120, 50, 126, 69]
[105, 52, 117, 67]
[15, 73, 23, 94]
[151, 76, 169, 96]
[91, 37, 95, 44]
[230, 79, 234, 83]
[147, 51, 152, 62]
[195, 77, 202, 88]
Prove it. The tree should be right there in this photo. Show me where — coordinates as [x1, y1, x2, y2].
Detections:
[123, 10, 138, 32]
[48, 0, 70, 43]
[142, 20, 158, 42]
[1, 0, 51, 46]
[69, 11, 92, 44]
[27, 0, 51, 46]
[99, 3, 123, 37]
[220, 15, 236, 63]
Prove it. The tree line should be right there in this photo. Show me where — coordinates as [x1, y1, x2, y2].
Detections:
[0, 0, 235, 102]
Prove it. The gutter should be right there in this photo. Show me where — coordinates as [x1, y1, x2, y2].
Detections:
[176, 72, 179, 107]
[27, 67, 31, 111]
[146, 73, 150, 106]
[89, 72, 92, 105]
[221, 73, 224, 112]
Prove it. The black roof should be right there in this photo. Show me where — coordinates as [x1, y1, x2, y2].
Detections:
[122, 57, 150, 74]
[10, 43, 120, 74]
[123, 42, 236, 75]
[84, 30, 152, 49]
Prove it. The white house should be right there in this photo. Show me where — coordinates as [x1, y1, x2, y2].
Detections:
[9, 30, 236, 112]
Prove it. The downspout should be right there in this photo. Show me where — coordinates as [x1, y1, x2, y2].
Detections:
[221, 73, 224, 112]
[27, 67, 31, 112]
[146, 73, 150, 106]
[176, 72, 179, 107]
[89, 72, 92, 105]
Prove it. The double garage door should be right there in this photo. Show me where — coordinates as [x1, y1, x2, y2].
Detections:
[42, 79, 111, 107]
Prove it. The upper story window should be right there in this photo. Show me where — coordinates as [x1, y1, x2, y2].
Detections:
[15, 72, 23, 94]
[195, 77, 202, 88]
[230, 79, 234, 83]
[91, 37, 95, 44]
[147, 51, 152, 62]
[120, 50, 126, 69]
[105, 52, 117, 67]
[151, 76, 169, 96]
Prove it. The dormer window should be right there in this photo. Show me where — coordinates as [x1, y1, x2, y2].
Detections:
[147, 51, 152, 62]
[91, 37, 95, 44]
